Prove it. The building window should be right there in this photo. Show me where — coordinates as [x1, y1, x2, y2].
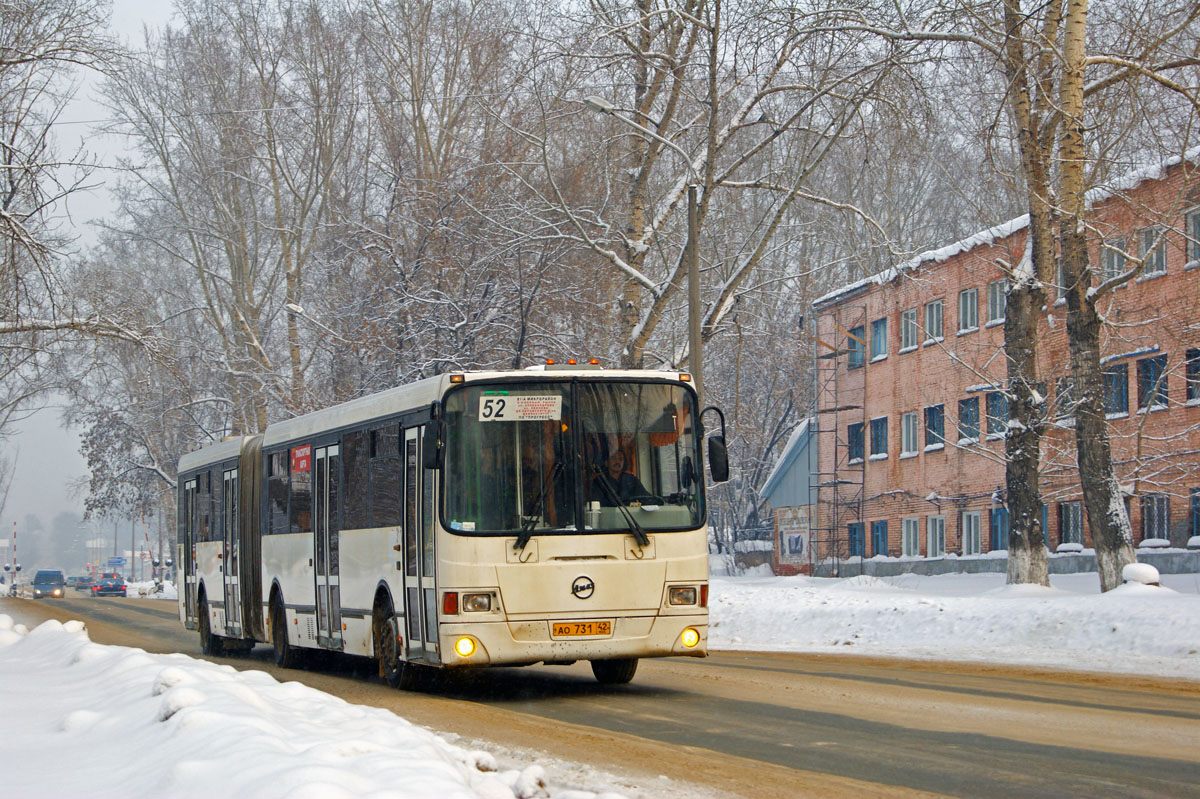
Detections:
[902, 517, 920, 556]
[927, 516, 946, 557]
[1142, 493, 1170, 541]
[1059, 501, 1083, 546]
[985, 391, 1008, 437]
[924, 299, 944, 342]
[987, 279, 1007, 323]
[870, 317, 888, 360]
[870, 416, 888, 458]
[900, 308, 919, 350]
[848, 522, 864, 557]
[1192, 488, 1200, 536]
[848, 325, 865, 369]
[871, 520, 888, 556]
[990, 507, 1009, 550]
[1055, 376, 1076, 419]
[962, 511, 981, 555]
[901, 411, 919, 456]
[1187, 348, 1200, 403]
[958, 287, 978, 332]
[1102, 237, 1126, 281]
[1188, 208, 1200, 266]
[924, 404, 945, 448]
[1137, 354, 1168, 410]
[847, 422, 864, 462]
[1140, 227, 1166, 276]
[958, 396, 980, 442]
[1104, 363, 1129, 415]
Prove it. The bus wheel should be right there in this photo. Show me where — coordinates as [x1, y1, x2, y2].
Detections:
[377, 610, 406, 688]
[591, 657, 638, 685]
[271, 600, 299, 669]
[198, 595, 222, 655]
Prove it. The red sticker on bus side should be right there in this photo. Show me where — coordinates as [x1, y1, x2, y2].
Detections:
[291, 445, 311, 473]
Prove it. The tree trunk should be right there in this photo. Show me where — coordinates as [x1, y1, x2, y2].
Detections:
[1004, 284, 1050, 586]
[1057, 0, 1136, 591]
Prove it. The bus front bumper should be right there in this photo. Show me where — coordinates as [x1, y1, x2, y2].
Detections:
[438, 613, 707, 667]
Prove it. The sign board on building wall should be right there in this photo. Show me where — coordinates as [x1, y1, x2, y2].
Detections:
[778, 504, 813, 564]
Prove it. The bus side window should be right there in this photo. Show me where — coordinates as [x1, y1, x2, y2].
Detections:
[267, 452, 289, 535]
[342, 431, 368, 530]
[369, 424, 401, 528]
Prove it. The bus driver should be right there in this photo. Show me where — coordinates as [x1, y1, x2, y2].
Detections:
[591, 449, 648, 506]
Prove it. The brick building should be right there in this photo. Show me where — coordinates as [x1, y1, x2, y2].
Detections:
[807, 154, 1200, 568]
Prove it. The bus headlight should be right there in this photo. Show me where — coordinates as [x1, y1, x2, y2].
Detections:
[462, 593, 492, 612]
[669, 586, 697, 605]
[680, 628, 701, 648]
[454, 637, 477, 658]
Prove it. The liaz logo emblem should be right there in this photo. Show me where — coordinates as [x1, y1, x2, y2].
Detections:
[571, 575, 595, 599]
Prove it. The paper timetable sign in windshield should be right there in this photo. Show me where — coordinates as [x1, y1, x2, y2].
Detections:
[478, 394, 562, 421]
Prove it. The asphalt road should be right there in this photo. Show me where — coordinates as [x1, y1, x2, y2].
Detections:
[5, 594, 1200, 799]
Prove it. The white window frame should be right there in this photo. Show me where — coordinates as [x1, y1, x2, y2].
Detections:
[1140, 227, 1167, 276]
[1101, 237, 1126, 281]
[986, 279, 1007, 325]
[961, 511, 981, 555]
[927, 515, 946, 558]
[958, 287, 978, 333]
[900, 411, 919, 457]
[902, 517, 921, 557]
[900, 308, 919, 351]
[924, 299, 944, 343]
[1060, 501, 1083, 545]
[1143, 493, 1170, 540]
[1187, 208, 1200, 268]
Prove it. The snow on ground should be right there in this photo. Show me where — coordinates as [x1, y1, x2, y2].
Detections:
[707, 566, 1200, 679]
[2, 568, 1199, 796]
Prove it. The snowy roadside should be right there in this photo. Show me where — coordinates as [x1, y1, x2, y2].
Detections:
[708, 569, 1200, 680]
[0, 614, 677, 799]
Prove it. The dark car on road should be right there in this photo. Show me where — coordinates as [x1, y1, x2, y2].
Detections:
[92, 576, 127, 597]
[32, 569, 66, 599]
[74, 575, 94, 591]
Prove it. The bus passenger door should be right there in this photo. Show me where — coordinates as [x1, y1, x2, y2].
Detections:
[182, 478, 198, 628]
[313, 444, 343, 649]
[221, 468, 242, 636]
[403, 428, 437, 661]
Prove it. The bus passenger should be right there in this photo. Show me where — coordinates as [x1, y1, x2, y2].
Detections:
[591, 450, 648, 506]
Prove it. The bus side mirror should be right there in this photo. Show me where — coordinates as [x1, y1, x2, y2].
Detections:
[423, 402, 443, 470]
[708, 435, 729, 483]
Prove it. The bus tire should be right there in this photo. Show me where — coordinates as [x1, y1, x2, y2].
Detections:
[198, 594, 222, 655]
[271, 600, 300, 669]
[591, 657, 638, 684]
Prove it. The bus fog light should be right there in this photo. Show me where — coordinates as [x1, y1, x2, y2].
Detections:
[454, 637, 477, 657]
[462, 593, 492, 612]
[681, 628, 700, 648]
[669, 586, 697, 605]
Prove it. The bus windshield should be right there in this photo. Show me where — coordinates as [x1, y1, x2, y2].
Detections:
[443, 379, 703, 535]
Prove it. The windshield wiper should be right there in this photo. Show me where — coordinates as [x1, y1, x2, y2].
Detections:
[591, 468, 650, 548]
[513, 462, 563, 553]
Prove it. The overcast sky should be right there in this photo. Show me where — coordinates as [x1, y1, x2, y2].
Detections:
[2, 1, 176, 543]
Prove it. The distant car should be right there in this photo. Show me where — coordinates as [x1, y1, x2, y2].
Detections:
[92, 576, 127, 597]
[32, 569, 66, 599]
[75, 576, 94, 591]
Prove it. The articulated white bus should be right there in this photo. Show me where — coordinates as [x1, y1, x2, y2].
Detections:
[177, 367, 727, 687]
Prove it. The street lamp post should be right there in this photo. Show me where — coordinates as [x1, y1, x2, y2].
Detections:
[583, 96, 703, 403]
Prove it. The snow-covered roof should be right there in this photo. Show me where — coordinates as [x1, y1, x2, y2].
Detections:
[759, 417, 813, 500]
[813, 146, 1200, 310]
